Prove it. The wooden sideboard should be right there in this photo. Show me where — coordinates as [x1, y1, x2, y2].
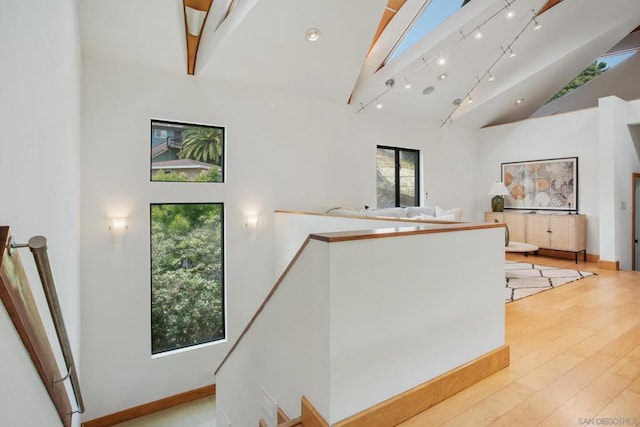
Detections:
[485, 212, 586, 263]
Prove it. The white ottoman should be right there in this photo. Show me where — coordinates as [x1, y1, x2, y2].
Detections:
[505, 241, 539, 256]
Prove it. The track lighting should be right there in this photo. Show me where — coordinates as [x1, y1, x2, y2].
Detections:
[533, 17, 542, 30]
[356, 0, 543, 122]
[505, 0, 514, 19]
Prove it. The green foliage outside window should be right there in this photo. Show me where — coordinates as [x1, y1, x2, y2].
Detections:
[151, 203, 224, 354]
[152, 168, 221, 182]
[549, 61, 607, 102]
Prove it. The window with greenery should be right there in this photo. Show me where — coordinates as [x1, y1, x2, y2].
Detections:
[376, 146, 420, 208]
[150, 120, 224, 183]
[151, 203, 225, 354]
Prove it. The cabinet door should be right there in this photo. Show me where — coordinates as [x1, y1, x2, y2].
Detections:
[484, 212, 503, 223]
[503, 213, 526, 243]
[525, 215, 550, 248]
[549, 215, 586, 251]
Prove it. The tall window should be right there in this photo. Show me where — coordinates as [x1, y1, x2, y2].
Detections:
[377, 146, 420, 208]
[150, 203, 225, 354]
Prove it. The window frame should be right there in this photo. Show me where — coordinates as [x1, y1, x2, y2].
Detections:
[149, 202, 226, 355]
[376, 145, 421, 208]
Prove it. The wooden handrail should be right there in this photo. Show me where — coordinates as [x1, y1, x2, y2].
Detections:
[0, 226, 73, 427]
[214, 236, 312, 375]
[214, 220, 502, 376]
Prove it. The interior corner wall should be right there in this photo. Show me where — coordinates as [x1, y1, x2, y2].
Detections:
[476, 109, 600, 255]
[79, 57, 464, 420]
[0, 0, 81, 426]
[609, 97, 640, 270]
[598, 96, 640, 269]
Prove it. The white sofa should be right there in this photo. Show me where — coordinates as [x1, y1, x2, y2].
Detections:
[323, 206, 463, 222]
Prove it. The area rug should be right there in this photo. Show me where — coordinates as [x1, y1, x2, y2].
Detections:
[505, 261, 595, 303]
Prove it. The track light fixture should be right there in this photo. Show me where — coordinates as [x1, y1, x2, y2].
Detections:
[532, 13, 542, 30]
[355, 0, 542, 121]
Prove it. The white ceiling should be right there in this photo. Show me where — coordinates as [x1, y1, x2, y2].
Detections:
[78, 0, 640, 129]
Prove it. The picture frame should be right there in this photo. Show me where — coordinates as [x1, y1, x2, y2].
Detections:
[150, 119, 225, 182]
[501, 157, 578, 211]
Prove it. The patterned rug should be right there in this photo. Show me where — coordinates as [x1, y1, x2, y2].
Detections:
[505, 261, 595, 303]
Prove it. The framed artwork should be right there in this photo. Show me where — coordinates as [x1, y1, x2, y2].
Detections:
[501, 157, 578, 211]
[150, 119, 225, 182]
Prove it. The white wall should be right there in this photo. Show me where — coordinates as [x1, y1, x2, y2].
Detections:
[327, 227, 505, 423]
[274, 212, 446, 277]
[0, 0, 81, 426]
[607, 97, 640, 270]
[476, 109, 600, 254]
[215, 238, 331, 427]
[216, 225, 505, 426]
[79, 57, 468, 419]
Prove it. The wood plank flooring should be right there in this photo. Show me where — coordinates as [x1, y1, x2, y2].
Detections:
[398, 254, 640, 427]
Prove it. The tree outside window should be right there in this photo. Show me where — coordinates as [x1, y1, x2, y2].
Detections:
[377, 146, 420, 208]
[150, 203, 225, 354]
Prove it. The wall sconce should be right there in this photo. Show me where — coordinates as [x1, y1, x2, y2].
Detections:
[244, 214, 259, 228]
[108, 217, 128, 242]
[488, 182, 510, 212]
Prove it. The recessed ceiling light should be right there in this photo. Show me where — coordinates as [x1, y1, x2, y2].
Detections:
[515, 98, 525, 105]
[437, 56, 446, 66]
[474, 28, 483, 40]
[438, 72, 448, 80]
[506, 10, 515, 19]
[422, 86, 435, 95]
[305, 28, 321, 42]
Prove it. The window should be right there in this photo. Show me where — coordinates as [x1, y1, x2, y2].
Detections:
[386, 0, 464, 64]
[150, 203, 225, 354]
[376, 146, 420, 208]
[150, 120, 225, 183]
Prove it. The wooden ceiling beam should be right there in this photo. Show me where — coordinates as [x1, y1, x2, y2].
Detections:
[538, 0, 562, 15]
[183, 0, 214, 75]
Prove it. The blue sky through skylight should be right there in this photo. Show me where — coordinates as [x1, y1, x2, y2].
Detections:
[598, 50, 636, 69]
[388, 0, 464, 61]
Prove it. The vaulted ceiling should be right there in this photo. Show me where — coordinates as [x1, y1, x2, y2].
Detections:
[79, 0, 640, 129]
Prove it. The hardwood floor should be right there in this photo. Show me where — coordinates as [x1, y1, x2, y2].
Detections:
[398, 254, 640, 427]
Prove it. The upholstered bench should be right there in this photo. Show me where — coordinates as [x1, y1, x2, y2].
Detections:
[505, 241, 539, 256]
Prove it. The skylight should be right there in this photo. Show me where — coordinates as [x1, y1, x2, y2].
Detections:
[387, 0, 465, 62]
[598, 49, 637, 70]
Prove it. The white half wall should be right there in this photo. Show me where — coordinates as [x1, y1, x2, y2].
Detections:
[274, 212, 444, 277]
[216, 225, 505, 426]
[0, 0, 81, 426]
